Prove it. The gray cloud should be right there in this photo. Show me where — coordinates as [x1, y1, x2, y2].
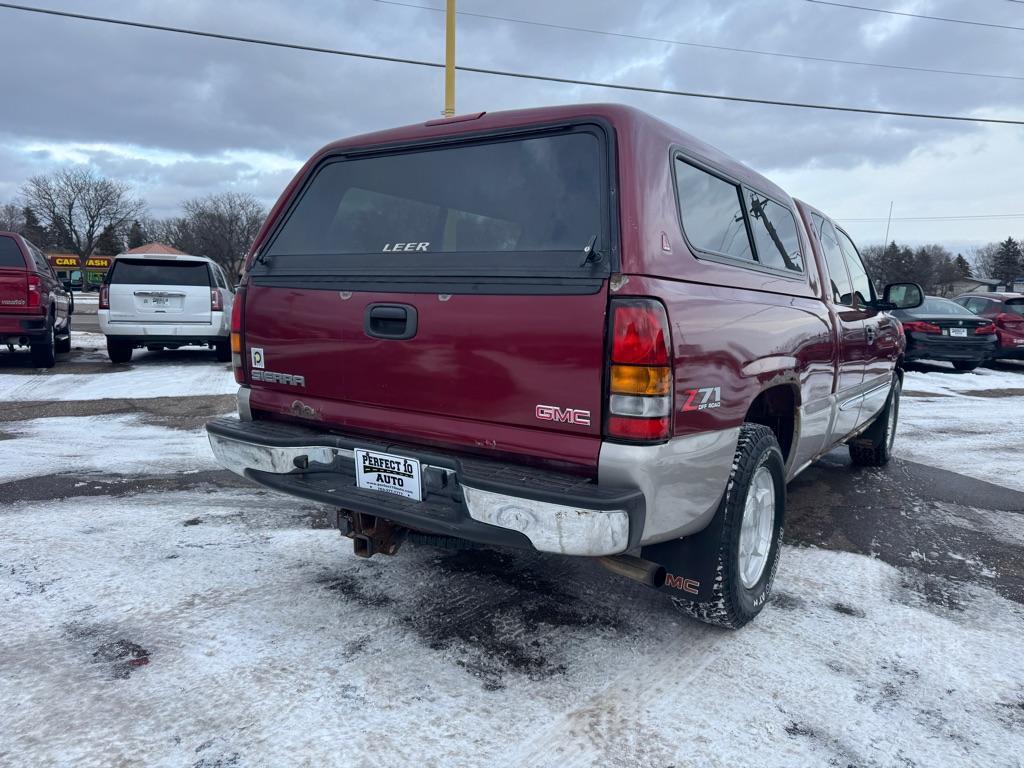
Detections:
[0, 0, 1021, 240]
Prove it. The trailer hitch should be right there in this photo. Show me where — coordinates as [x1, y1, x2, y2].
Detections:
[331, 510, 407, 558]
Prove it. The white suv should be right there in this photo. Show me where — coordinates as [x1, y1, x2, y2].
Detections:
[98, 252, 234, 364]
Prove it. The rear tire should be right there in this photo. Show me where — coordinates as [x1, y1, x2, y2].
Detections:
[849, 373, 900, 467]
[30, 319, 57, 368]
[673, 424, 785, 629]
[952, 360, 979, 371]
[214, 338, 231, 362]
[107, 337, 133, 364]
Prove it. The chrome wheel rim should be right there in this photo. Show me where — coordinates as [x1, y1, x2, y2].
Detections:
[738, 466, 776, 589]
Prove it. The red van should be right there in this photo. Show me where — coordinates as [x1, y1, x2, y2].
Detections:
[207, 104, 919, 627]
[0, 231, 73, 367]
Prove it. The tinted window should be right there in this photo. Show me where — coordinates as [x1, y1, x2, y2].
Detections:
[675, 160, 753, 262]
[836, 229, 874, 306]
[109, 259, 211, 286]
[28, 244, 52, 275]
[1005, 298, 1024, 317]
[745, 191, 803, 272]
[0, 235, 26, 268]
[811, 214, 852, 306]
[267, 132, 604, 265]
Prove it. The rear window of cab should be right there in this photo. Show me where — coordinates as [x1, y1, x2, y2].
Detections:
[673, 158, 804, 275]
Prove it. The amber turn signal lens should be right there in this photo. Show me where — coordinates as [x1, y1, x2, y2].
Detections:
[230, 332, 241, 354]
[610, 364, 671, 396]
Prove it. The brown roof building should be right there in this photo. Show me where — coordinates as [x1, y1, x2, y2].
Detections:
[122, 242, 186, 256]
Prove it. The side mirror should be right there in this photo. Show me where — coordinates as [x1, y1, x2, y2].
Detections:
[880, 282, 923, 310]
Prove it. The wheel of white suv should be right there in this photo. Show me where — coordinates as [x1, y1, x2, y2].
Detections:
[674, 423, 786, 629]
[849, 373, 900, 467]
[107, 337, 133, 364]
[30, 318, 57, 368]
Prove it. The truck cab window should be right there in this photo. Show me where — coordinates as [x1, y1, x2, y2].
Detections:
[835, 229, 875, 307]
[810, 213, 853, 306]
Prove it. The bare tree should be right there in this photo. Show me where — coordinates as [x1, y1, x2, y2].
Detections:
[969, 243, 1000, 279]
[0, 201, 24, 233]
[166, 192, 265, 281]
[22, 168, 146, 258]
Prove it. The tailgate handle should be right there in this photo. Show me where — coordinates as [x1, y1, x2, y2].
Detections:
[365, 303, 418, 340]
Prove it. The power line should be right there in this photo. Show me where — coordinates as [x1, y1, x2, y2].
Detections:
[805, 1, 1024, 32]
[839, 213, 1024, 222]
[1, 2, 1023, 126]
[373, 0, 1024, 83]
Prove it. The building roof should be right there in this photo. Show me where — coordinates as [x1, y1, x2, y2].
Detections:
[122, 242, 185, 256]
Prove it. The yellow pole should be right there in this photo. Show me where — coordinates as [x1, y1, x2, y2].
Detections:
[443, 0, 456, 116]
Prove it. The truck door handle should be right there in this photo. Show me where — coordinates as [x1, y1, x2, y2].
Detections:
[365, 303, 418, 340]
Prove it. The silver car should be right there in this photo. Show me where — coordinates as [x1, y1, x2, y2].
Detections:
[98, 252, 234, 363]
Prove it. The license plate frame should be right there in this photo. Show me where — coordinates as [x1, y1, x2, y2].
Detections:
[354, 449, 422, 501]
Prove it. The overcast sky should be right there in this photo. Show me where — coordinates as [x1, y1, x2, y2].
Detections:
[1, 0, 1022, 249]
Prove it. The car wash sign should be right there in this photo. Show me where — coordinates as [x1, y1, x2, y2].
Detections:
[48, 254, 82, 269]
[85, 256, 112, 270]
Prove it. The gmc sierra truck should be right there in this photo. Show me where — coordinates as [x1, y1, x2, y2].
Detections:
[0, 231, 72, 368]
[206, 104, 922, 628]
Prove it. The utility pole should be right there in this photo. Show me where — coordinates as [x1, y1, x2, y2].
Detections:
[883, 200, 894, 246]
[443, 0, 456, 116]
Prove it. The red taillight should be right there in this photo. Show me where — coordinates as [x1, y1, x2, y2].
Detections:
[975, 323, 997, 335]
[98, 284, 109, 310]
[995, 312, 1023, 329]
[611, 303, 671, 365]
[230, 287, 246, 384]
[606, 298, 672, 443]
[901, 320, 941, 334]
[211, 289, 223, 312]
[26, 275, 40, 308]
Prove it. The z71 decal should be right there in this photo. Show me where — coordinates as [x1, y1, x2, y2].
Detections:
[681, 386, 722, 412]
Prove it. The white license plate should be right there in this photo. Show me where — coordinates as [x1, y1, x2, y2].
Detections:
[147, 297, 169, 306]
[354, 449, 422, 501]
[949, 328, 967, 337]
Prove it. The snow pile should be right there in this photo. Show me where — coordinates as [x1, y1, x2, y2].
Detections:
[3, 414, 217, 482]
[0, 361, 236, 401]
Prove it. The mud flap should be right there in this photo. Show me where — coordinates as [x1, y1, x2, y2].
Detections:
[640, 500, 727, 603]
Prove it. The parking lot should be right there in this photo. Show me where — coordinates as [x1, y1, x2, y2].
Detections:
[0, 331, 1021, 767]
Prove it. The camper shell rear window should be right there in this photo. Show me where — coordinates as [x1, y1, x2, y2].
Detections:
[257, 124, 615, 279]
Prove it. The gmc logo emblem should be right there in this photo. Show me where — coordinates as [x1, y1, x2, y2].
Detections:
[665, 573, 700, 595]
[535, 404, 592, 426]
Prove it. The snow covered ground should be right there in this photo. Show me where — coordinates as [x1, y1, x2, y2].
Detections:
[0, 333, 1022, 766]
[899, 361, 1024, 492]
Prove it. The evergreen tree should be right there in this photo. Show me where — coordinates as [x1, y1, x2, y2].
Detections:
[22, 207, 47, 247]
[992, 237, 1023, 288]
[94, 225, 124, 256]
[953, 254, 973, 278]
[127, 219, 147, 249]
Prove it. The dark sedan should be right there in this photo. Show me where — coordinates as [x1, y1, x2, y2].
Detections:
[892, 296, 997, 371]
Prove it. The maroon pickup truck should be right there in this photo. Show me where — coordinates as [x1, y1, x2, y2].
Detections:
[0, 231, 73, 367]
[207, 104, 922, 628]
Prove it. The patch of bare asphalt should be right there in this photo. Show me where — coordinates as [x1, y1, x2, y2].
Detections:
[0, 395, 237, 429]
[787, 452, 1024, 607]
[0, 470, 249, 506]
